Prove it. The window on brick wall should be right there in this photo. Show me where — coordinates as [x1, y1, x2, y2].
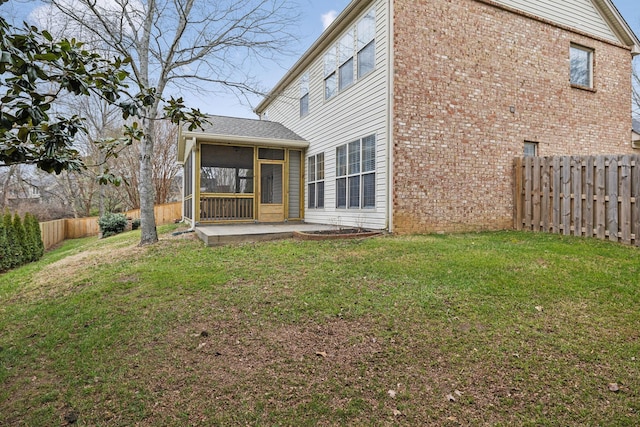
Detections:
[336, 134, 376, 209]
[524, 141, 538, 157]
[308, 153, 324, 209]
[300, 72, 309, 117]
[570, 44, 593, 88]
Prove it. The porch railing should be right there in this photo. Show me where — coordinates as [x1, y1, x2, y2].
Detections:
[200, 195, 254, 221]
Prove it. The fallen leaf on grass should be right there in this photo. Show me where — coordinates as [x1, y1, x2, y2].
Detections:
[608, 383, 620, 392]
[197, 342, 206, 350]
[446, 394, 456, 402]
[388, 390, 397, 398]
[315, 351, 327, 358]
[447, 416, 458, 422]
[454, 390, 463, 397]
[392, 408, 402, 416]
[535, 306, 543, 312]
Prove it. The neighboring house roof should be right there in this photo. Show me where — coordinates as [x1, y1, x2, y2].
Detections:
[633, 118, 640, 134]
[177, 115, 308, 163]
[255, 0, 640, 115]
[633, 118, 640, 149]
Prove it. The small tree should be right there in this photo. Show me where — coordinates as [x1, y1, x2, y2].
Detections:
[3, 210, 21, 269]
[13, 213, 29, 265]
[23, 213, 44, 262]
[0, 219, 8, 272]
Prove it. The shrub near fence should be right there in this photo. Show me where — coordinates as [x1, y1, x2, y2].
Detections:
[39, 202, 182, 250]
[514, 155, 640, 246]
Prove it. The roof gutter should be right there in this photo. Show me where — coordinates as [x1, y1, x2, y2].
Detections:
[179, 131, 309, 149]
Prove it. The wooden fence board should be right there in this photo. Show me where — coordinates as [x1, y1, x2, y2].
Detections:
[584, 157, 594, 238]
[515, 155, 640, 246]
[607, 156, 619, 242]
[572, 157, 583, 237]
[524, 157, 533, 230]
[542, 157, 551, 232]
[596, 156, 606, 240]
[532, 157, 541, 231]
[620, 156, 632, 244]
[634, 158, 640, 247]
[552, 157, 561, 233]
[562, 157, 571, 235]
[514, 158, 523, 229]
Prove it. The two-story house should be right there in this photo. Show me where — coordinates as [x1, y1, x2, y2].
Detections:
[178, 0, 639, 233]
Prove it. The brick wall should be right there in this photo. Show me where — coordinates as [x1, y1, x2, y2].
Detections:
[392, 0, 635, 234]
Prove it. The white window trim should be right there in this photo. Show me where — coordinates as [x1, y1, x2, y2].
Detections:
[308, 153, 325, 209]
[570, 44, 594, 89]
[336, 135, 376, 210]
[322, 7, 376, 102]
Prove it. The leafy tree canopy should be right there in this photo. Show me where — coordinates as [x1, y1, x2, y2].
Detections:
[0, 3, 205, 180]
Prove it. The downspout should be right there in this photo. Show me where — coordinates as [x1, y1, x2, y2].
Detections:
[386, 0, 395, 233]
[191, 141, 199, 230]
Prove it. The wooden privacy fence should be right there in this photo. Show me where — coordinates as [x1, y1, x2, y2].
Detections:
[514, 155, 640, 246]
[39, 202, 182, 250]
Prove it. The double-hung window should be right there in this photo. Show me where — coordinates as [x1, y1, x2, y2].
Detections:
[324, 48, 337, 100]
[570, 44, 593, 89]
[336, 135, 376, 209]
[323, 7, 376, 101]
[338, 30, 354, 91]
[308, 153, 324, 209]
[300, 72, 309, 117]
[357, 9, 376, 78]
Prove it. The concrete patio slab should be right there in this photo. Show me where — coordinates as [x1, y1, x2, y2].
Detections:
[194, 222, 338, 246]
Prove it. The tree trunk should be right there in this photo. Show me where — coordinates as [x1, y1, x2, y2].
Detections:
[138, 115, 158, 245]
[1, 165, 17, 209]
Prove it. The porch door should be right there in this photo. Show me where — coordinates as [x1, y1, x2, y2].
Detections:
[258, 162, 284, 222]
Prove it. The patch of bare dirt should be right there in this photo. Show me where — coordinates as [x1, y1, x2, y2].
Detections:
[13, 243, 144, 303]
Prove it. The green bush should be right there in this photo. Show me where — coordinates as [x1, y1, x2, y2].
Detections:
[0, 211, 45, 272]
[0, 219, 8, 272]
[24, 213, 44, 262]
[98, 212, 128, 238]
[3, 210, 22, 269]
[131, 218, 141, 230]
[13, 213, 29, 265]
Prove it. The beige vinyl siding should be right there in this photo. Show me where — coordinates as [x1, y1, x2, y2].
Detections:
[493, 0, 618, 42]
[265, 0, 388, 230]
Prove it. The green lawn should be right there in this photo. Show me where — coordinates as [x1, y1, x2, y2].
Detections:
[1, 226, 639, 426]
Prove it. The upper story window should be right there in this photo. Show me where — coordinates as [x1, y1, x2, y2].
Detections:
[338, 30, 354, 91]
[357, 9, 376, 78]
[570, 44, 593, 89]
[324, 47, 338, 100]
[323, 7, 376, 101]
[300, 72, 309, 117]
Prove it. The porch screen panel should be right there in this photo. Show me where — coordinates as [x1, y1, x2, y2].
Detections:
[289, 150, 301, 218]
[183, 152, 193, 220]
[201, 145, 254, 193]
[184, 152, 193, 197]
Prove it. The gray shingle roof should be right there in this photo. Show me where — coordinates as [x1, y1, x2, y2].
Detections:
[196, 115, 306, 142]
[633, 118, 640, 134]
